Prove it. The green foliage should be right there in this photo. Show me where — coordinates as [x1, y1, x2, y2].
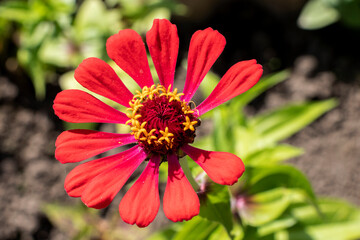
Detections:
[298, 0, 360, 29]
[199, 183, 234, 235]
[14, 1, 357, 238]
[41, 65, 359, 239]
[0, 0, 76, 99]
[43, 202, 153, 240]
[0, 0, 184, 99]
[173, 69, 360, 240]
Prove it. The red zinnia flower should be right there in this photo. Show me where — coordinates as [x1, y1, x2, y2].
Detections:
[53, 19, 263, 227]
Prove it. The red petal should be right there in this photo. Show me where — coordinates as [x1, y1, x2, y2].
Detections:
[182, 144, 245, 185]
[146, 19, 178, 89]
[53, 90, 128, 123]
[182, 28, 226, 102]
[64, 146, 142, 198]
[80, 147, 147, 209]
[119, 155, 161, 227]
[163, 153, 199, 222]
[196, 60, 263, 116]
[55, 129, 136, 163]
[74, 57, 133, 107]
[106, 29, 153, 88]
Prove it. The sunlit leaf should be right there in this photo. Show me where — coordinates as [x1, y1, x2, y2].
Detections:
[212, 108, 234, 153]
[238, 188, 307, 226]
[249, 99, 337, 146]
[199, 70, 221, 97]
[199, 183, 234, 235]
[172, 216, 224, 240]
[146, 226, 178, 240]
[231, 69, 290, 110]
[0, 1, 34, 22]
[257, 215, 297, 237]
[298, 0, 340, 29]
[244, 144, 304, 166]
[278, 198, 360, 240]
[245, 165, 315, 200]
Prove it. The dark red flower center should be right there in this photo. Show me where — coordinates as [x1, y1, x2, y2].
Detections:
[126, 85, 199, 155]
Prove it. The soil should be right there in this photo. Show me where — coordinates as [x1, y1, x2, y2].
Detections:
[1, 0, 359, 239]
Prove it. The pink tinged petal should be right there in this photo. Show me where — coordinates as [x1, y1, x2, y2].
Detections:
[146, 19, 179, 89]
[74, 57, 133, 107]
[55, 129, 136, 164]
[106, 29, 153, 88]
[64, 146, 142, 198]
[195, 60, 263, 116]
[182, 28, 226, 102]
[80, 147, 147, 209]
[182, 144, 245, 185]
[119, 155, 161, 227]
[163, 153, 200, 222]
[53, 89, 128, 124]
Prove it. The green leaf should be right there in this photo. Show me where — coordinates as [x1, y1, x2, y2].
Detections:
[279, 198, 360, 240]
[245, 165, 315, 200]
[42, 203, 97, 239]
[231, 70, 290, 110]
[298, 0, 340, 30]
[335, 0, 360, 28]
[172, 216, 224, 240]
[212, 108, 234, 153]
[208, 224, 232, 240]
[199, 70, 221, 97]
[199, 182, 234, 235]
[38, 37, 72, 67]
[233, 126, 261, 158]
[244, 144, 304, 166]
[74, 0, 121, 35]
[17, 49, 47, 100]
[291, 198, 360, 225]
[238, 188, 306, 227]
[257, 215, 297, 237]
[249, 99, 337, 146]
[146, 227, 177, 240]
[0, 1, 34, 22]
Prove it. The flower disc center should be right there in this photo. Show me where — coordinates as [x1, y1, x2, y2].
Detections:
[126, 85, 199, 155]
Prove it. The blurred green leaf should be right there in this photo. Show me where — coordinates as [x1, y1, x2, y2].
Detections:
[17, 48, 47, 99]
[43, 203, 97, 239]
[278, 199, 360, 240]
[246, 165, 315, 200]
[291, 198, 360, 225]
[257, 215, 297, 237]
[233, 125, 261, 158]
[146, 227, 178, 240]
[249, 99, 337, 146]
[212, 108, 234, 153]
[244, 145, 304, 166]
[74, 0, 121, 37]
[333, 0, 360, 28]
[298, 0, 340, 29]
[199, 183, 234, 236]
[0, 1, 33, 22]
[238, 188, 306, 227]
[172, 216, 226, 240]
[199, 71, 221, 97]
[39, 37, 72, 67]
[231, 70, 290, 110]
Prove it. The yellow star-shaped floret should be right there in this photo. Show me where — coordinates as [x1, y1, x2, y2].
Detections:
[158, 127, 174, 143]
[182, 116, 198, 131]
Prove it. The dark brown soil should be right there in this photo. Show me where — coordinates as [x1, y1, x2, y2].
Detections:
[1, 0, 359, 239]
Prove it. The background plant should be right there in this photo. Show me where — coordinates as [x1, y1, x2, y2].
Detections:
[1, 0, 359, 239]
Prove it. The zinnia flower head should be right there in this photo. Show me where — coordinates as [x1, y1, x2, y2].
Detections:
[53, 19, 263, 227]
